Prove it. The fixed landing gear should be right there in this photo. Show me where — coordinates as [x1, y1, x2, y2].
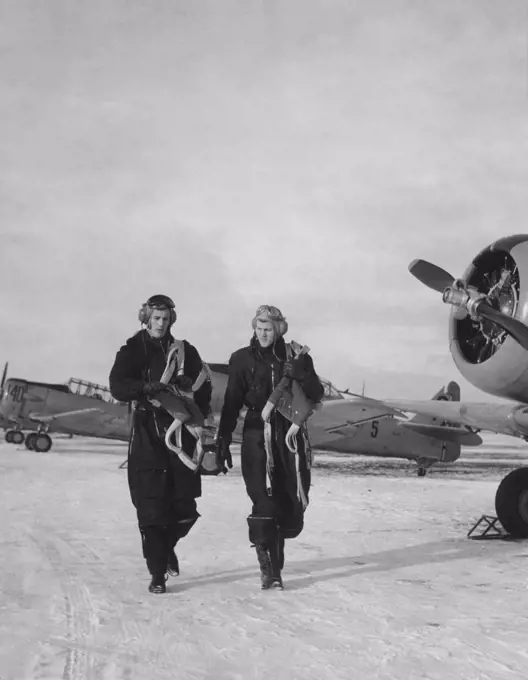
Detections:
[495, 467, 528, 538]
[5, 429, 25, 445]
[415, 458, 433, 477]
[25, 432, 52, 452]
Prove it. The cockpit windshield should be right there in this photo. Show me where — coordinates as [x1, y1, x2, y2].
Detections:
[320, 377, 342, 401]
[67, 378, 120, 404]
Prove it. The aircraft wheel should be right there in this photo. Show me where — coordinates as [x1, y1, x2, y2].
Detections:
[495, 467, 528, 538]
[5, 430, 15, 443]
[417, 467, 427, 477]
[25, 433, 37, 450]
[11, 431, 25, 445]
[33, 434, 52, 453]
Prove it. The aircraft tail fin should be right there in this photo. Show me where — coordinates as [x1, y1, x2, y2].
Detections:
[429, 380, 460, 403]
[410, 381, 460, 424]
[404, 381, 468, 462]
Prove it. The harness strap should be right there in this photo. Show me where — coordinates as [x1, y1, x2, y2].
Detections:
[164, 419, 193, 470]
[259, 341, 312, 506]
[263, 420, 274, 494]
[285, 422, 309, 511]
[157, 339, 211, 471]
[191, 363, 212, 393]
[160, 340, 185, 384]
[160, 341, 211, 393]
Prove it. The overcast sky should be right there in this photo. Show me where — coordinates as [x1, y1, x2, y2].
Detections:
[1, 0, 528, 400]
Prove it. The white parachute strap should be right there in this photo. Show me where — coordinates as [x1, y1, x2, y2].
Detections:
[160, 343, 211, 394]
[263, 420, 274, 494]
[284, 423, 309, 511]
[160, 340, 185, 384]
[285, 423, 300, 453]
[164, 419, 204, 472]
[158, 341, 209, 471]
[191, 362, 212, 392]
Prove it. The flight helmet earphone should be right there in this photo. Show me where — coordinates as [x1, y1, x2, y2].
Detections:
[251, 304, 288, 337]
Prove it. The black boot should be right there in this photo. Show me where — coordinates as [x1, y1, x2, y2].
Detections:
[140, 525, 169, 587]
[148, 572, 167, 594]
[254, 545, 283, 589]
[248, 517, 284, 590]
[167, 548, 179, 577]
[267, 538, 284, 589]
[255, 544, 276, 589]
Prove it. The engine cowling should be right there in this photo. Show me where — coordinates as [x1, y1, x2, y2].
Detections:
[449, 234, 528, 402]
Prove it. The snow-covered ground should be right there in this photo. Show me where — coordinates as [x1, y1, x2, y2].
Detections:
[1, 435, 528, 680]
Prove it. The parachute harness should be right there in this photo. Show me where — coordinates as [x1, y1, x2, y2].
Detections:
[261, 341, 311, 511]
[149, 340, 212, 472]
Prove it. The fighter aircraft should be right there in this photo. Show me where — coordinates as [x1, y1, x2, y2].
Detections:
[1, 351, 477, 477]
[0, 363, 47, 443]
[308, 380, 482, 475]
[357, 234, 528, 538]
[0, 369, 131, 451]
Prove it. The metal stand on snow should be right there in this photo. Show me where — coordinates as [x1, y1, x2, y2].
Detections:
[467, 515, 507, 539]
[119, 458, 128, 469]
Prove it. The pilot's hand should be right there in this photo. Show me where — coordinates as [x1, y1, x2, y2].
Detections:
[216, 436, 233, 473]
[142, 381, 169, 396]
[283, 357, 305, 381]
[173, 375, 193, 391]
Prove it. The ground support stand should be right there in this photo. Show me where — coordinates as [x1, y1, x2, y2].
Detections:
[467, 515, 507, 540]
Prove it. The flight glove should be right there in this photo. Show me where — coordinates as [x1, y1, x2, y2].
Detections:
[283, 356, 306, 381]
[142, 381, 169, 396]
[216, 435, 233, 473]
[172, 375, 193, 391]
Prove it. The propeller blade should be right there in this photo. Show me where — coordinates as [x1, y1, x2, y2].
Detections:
[408, 259, 455, 293]
[1, 362, 7, 389]
[477, 302, 528, 351]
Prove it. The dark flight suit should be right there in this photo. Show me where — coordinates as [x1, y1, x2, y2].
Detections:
[110, 329, 211, 577]
[218, 335, 324, 583]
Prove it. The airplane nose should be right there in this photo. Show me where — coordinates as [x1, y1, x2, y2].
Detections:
[513, 407, 528, 435]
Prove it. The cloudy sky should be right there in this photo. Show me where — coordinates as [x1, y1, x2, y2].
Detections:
[1, 0, 528, 400]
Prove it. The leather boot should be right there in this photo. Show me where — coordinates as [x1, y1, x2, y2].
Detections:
[140, 525, 169, 579]
[148, 572, 167, 594]
[255, 544, 274, 589]
[248, 516, 284, 590]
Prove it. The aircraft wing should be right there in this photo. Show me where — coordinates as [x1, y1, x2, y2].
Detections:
[308, 396, 401, 446]
[29, 407, 104, 422]
[28, 407, 130, 439]
[380, 398, 528, 439]
[398, 422, 483, 446]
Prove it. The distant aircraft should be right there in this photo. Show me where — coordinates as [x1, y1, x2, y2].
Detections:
[0, 359, 476, 476]
[358, 234, 528, 537]
[0, 366, 131, 451]
[309, 380, 482, 476]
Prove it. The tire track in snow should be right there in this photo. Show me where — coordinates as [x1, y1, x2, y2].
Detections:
[27, 528, 105, 680]
[28, 526, 162, 680]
